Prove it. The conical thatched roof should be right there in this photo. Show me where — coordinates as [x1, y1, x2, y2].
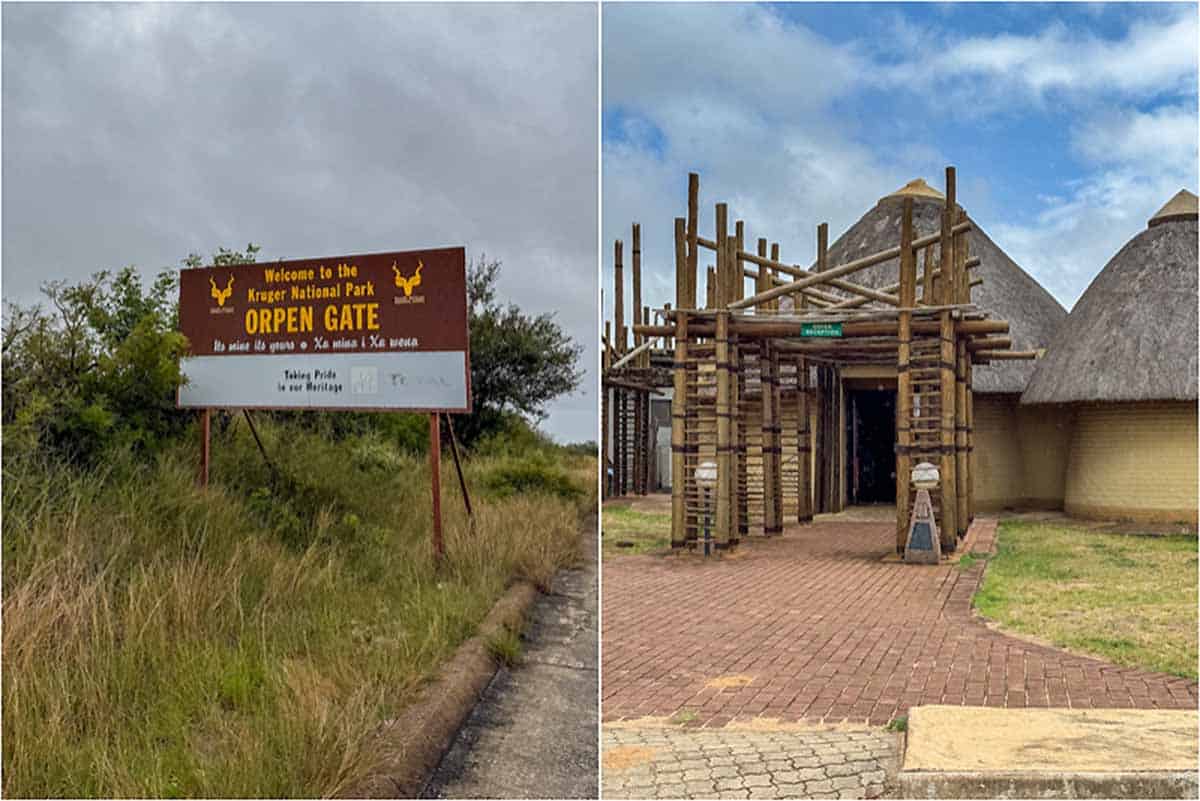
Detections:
[824, 184, 1067, 393]
[1021, 190, 1198, 405]
[1149, 188, 1199, 227]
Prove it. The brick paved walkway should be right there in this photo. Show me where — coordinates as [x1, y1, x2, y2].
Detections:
[602, 726, 898, 800]
[602, 517, 1197, 727]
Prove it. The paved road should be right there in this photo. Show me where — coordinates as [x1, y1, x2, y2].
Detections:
[423, 516, 598, 799]
[603, 725, 899, 799]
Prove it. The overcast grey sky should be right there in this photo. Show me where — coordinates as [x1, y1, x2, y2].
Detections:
[2, 2, 598, 444]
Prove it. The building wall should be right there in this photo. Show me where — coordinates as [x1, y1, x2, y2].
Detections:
[971, 394, 1072, 512]
[1064, 401, 1198, 524]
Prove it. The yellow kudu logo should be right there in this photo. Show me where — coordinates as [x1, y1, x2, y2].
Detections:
[209, 275, 234, 307]
[392, 259, 423, 297]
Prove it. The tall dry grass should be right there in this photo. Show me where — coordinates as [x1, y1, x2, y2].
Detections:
[2, 417, 594, 797]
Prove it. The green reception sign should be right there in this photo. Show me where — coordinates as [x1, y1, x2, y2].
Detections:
[800, 322, 843, 338]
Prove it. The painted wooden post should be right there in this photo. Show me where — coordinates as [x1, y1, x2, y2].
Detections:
[430, 412, 444, 562]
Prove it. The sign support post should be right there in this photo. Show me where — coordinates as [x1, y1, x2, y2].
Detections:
[177, 246, 471, 562]
[429, 412, 444, 562]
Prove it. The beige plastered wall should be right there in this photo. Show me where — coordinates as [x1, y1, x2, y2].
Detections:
[1063, 401, 1198, 524]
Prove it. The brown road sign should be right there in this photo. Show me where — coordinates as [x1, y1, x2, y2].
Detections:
[177, 247, 471, 412]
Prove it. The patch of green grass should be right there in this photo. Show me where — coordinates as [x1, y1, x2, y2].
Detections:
[886, 715, 908, 733]
[669, 709, 699, 725]
[486, 626, 524, 668]
[2, 419, 592, 797]
[956, 551, 991, 571]
[602, 503, 672, 557]
[975, 520, 1198, 678]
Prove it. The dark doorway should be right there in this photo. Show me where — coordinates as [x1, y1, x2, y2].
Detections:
[847, 390, 896, 504]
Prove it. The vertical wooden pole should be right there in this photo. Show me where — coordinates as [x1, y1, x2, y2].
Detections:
[896, 198, 916, 552]
[671, 300, 688, 548]
[955, 208, 970, 535]
[672, 216, 688, 525]
[706, 267, 716, 310]
[922, 246, 935, 305]
[715, 309, 732, 546]
[733, 225, 746, 540]
[938, 167, 959, 550]
[715, 204, 728, 306]
[966, 358, 975, 523]
[632, 223, 642, 350]
[430, 412, 444, 562]
[198, 408, 211, 488]
[614, 240, 625, 355]
[687, 173, 699, 311]
[757, 237, 779, 536]
[631, 225, 644, 495]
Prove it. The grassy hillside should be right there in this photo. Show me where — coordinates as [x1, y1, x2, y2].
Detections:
[2, 415, 594, 797]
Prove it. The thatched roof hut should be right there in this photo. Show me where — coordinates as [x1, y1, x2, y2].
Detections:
[1021, 189, 1199, 405]
[825, 179, 1067, 393]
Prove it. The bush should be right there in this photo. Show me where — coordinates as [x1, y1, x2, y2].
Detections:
[480, 456, 583, 501]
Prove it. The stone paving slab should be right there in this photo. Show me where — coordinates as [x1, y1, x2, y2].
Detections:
[602, 516, 1197, 728]
[602, 725, 900, 800]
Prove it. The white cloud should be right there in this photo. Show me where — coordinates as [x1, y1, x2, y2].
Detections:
[603, 3, 1198, 323]
[2, 3, 599, 442]
[883, 6, 1198, 104]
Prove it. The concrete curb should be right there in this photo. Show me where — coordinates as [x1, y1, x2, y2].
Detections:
[897, 769, 1199, 799]
[339, 580, 541, 799]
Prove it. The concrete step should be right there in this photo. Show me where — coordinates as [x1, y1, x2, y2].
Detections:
[898, 704, 1198, 799]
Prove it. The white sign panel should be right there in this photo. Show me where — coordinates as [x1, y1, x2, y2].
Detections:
[179, 351, 469, 411]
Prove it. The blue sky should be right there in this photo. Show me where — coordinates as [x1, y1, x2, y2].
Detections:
[602, 2, 1198, 326]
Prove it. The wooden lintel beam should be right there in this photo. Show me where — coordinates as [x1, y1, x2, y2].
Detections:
[973, 349, 1038, 360]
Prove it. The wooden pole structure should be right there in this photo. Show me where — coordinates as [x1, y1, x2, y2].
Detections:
[430, 412, 444, 562]
[757, 238, 780, 536]
[672, 217, 689, 546]
[733, 222, 747, 540]
[896, 198, 916, 552]
[687, 173, 699, 311]
[938, 167, 959, 550]
[966, 353, 976, 524]
[632, 224, 645, 495]
[729, 222, 971, 310]
[715, 309, 732, 546]
[922, 246, 935, 305]
[614, 240, 625, 354]
[954, 209, 970, 536]
[716, 203, 728, 305]
[198, 408, 211, 487]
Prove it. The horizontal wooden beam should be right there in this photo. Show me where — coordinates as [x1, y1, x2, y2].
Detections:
[741, 249, 901, 307]
[634, 317, 1009, 340]
[973, 349, 1037, 360]
[966, 337, 1011, 352]
[730, 221, 972, 310]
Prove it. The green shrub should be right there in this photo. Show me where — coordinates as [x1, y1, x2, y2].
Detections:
[480, 457, 582, 501]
